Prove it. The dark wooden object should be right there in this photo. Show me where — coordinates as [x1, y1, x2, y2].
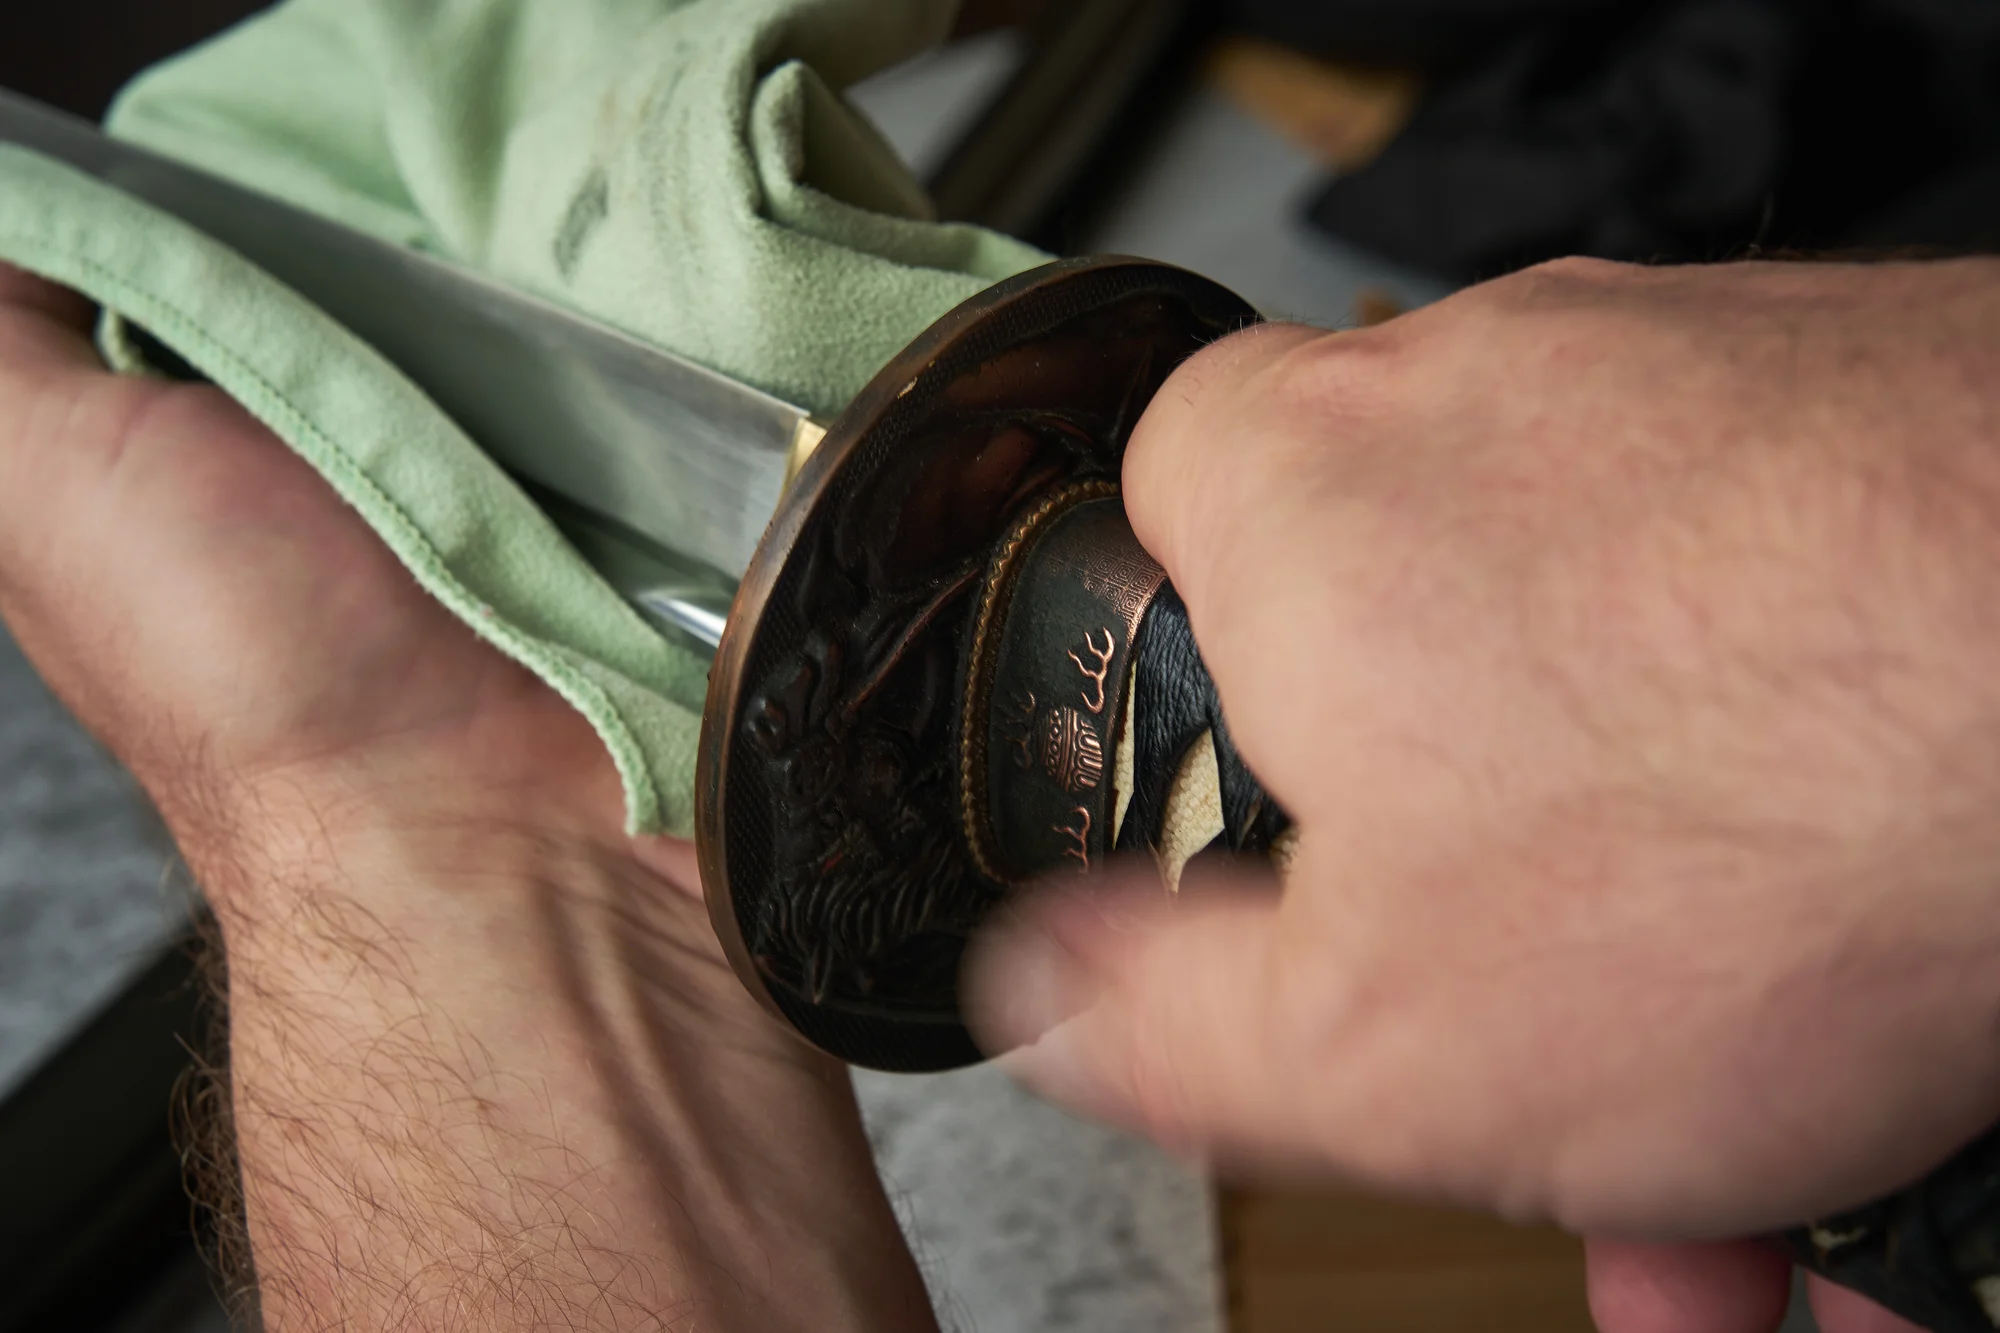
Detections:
[1220, 1187, 1595, 1333]
[0, 1, 271, 121]
[0, 944, 207, 1333]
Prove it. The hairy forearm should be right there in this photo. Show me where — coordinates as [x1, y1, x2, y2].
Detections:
[0, 260, 933, 1331]
[194, 790, 936, 1333]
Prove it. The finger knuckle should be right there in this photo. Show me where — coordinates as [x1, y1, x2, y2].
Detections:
[1468, 257, 1643, 329]
[1160, 322, 1330, 430]
[1515, 254, 1641, 291]
[1199, 321, 1402, 441]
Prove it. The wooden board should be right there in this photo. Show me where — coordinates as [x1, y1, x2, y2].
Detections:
[1220, 1187, 1595, 1333]
[1205, 36, 1421, 172]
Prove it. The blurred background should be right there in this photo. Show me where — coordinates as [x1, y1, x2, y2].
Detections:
[2, 2, 1995, 1330]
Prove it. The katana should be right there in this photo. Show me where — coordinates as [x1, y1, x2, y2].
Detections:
[0, 86, 1287, 1069]
[3, 86, 1991, 1333]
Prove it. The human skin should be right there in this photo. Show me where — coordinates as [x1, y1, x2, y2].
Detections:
[967, 255, 2000, 1332]
[0, 262, 939, 1332]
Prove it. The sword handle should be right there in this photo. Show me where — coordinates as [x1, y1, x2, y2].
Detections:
[958, 476, 2000, 1333]
[1782, 1132, 2000, 1332]
[698, 257, 1269, 1072]
[954, 486, 1290, 892]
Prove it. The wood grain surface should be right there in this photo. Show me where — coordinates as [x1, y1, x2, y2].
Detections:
[1220, 1187, 1595, 1333]
[1205, 36, 1420, 173]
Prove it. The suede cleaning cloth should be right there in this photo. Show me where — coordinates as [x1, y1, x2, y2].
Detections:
[0, 0, 1046, 835]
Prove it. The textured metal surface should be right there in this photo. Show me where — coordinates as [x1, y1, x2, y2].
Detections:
[963, 487, 1147, 884]
[697, 256, 1255, 1071]
[0, 88, 805, 587]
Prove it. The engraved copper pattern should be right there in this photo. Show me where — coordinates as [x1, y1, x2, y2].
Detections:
[1068, 627, 1116, 714]
[971, 497, 1170, 883]
[1049, 544, 1168, 643]
[957, 478, 1119, 885]
[1056, 806, 1094, 871]
[1001, 687, 1039, 770]
[1041, 707, 1105, 792]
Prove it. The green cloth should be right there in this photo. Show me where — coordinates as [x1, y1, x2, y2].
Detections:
[0, 0, 1046, 835]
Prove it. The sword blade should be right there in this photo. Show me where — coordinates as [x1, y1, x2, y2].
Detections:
[0, 88, 820, 649]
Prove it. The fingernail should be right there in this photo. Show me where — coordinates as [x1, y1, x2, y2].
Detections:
[974, 924, 1097, 1051]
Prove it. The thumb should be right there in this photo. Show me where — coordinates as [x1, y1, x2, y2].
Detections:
[963, 870, 1306, 1162]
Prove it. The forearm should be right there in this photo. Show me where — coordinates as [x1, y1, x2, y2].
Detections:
[195, 785, 936, 1333]
[0, 260, 933, 1332]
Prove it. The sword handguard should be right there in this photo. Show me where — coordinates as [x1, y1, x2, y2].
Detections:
[696, 256, 1265, 1070]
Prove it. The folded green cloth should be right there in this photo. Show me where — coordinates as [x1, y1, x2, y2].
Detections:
[0, 0, 1045, 835]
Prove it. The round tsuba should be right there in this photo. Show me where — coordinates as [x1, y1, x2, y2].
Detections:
[696, 256, 1259, 1071]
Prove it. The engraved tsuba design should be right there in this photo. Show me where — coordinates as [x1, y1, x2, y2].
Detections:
[695, 258, 1258, 1071]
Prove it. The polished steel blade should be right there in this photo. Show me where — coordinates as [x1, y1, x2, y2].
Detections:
[0, 88, 823, 649]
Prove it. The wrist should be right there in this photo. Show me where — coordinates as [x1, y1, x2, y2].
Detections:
[178, 756, 933, 1330]
[198, 752, 832, 1105]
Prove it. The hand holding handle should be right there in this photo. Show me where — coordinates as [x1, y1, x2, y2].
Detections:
[694, 256, 1999, 1333]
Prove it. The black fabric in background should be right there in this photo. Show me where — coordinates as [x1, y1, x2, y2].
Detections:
[1232, 0, 2000, 280]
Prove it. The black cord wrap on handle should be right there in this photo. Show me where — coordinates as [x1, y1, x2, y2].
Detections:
[965, 491, 1291, 888]
[1116, 582, 1291, 861]
[1783, 1127, 2000, 1332]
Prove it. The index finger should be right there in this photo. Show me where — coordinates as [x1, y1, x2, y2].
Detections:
[0, 261, 95, 331]
[0, 262, 100, 373]
[1121, 321, 1332, 620]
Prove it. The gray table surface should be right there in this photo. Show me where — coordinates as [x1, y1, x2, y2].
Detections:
[0, 627, 187, 1099]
